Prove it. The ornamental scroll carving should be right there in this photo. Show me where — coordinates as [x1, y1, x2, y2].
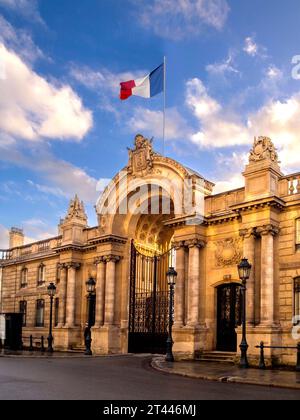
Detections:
[215, 237, 242, 268]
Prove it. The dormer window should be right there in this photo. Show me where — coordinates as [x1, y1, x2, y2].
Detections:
[20, 267, 28, 288]
[37, 263, 46, 286]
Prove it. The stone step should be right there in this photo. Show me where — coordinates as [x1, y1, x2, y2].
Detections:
[198, 357, 235, 364]
[196, 351, 236, 364]
[69, 346, 86, 353]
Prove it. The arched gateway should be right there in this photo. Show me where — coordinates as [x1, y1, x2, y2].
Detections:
[93, 135, 213, 355]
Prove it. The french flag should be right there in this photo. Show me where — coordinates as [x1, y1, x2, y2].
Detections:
[120, 63, 164, 101]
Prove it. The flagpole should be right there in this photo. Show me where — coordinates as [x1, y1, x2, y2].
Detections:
[163, 55, 166, 156]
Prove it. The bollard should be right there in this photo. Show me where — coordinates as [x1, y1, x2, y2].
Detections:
[258, 341, 266, 369]
[296, 342, 300, 372]
[29, 335, 34, 352]
[41, 336, 45, 353]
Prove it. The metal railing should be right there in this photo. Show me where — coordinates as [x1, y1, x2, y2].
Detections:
[256, 341, 300, 371]
[22, 335, 46, 352]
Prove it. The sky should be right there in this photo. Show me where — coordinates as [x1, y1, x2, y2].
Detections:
[1, 0, 300, 248]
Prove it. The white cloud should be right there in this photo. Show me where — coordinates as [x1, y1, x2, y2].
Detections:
[0, 43, 93, 142]
[21, 218, 57, 243]
[266, 65, 283, 80]
[0, 224, 9, 248]
[133, 0, 230, 40]
[0, 0, 44, 24]
[185, 78, 249, 148]
[212, 152, 247, 193]
[206, 53, 240, 77]
[185, 77, 300, 174]
[243, 37, 258, 57]
[127, 107, 191, 141]
[0, 142, 99, 204]
[0, 15, 45, 63]
[70, 65, 145, 95]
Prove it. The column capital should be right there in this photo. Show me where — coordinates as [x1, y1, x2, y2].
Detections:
[65, 262, 81, 270]
[103, 255, 121, 263]
[185, 239, 206, 249]
[94, 256, 105, 265]
[57, 263, 67, 270]
[256, 224, 279, 237]
[173, 240, 185, 250]
[239, 227, 256, 239]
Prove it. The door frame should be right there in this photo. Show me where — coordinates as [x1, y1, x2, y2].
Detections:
[216, 282, 242, 352]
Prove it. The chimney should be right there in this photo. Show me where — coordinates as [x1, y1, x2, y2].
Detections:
[9, 227, 24, 249]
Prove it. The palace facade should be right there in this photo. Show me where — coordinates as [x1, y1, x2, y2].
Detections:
[1, 134, 300, 366]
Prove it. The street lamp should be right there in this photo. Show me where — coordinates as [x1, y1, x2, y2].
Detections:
[237, 258, 252, 369]
[166, 267, 177, 362]
[84, 277, 96, 356]
[47, 282, 57, 353]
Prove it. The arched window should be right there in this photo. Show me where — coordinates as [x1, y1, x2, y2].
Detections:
[37, 263, 46, 286]
[294, 278, 300, 324]
[20, 267, 28, 288]
[296, 219, 300, 249]
[35, 299, 45, 327]
[19, 301, 27, 327]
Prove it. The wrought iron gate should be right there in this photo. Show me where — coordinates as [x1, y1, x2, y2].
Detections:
[128, 242, 175, 354]
[217, 283, 242, 352]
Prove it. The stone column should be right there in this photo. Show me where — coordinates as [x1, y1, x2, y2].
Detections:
[104, 256, 120, 326]
[65, 262, 80, 328]
[57, 263, 67, 327]
[94, 257, 106, 327]
[173, 241, 185, 327]
[186, 239, 204, 327]
[257, 224, 279, 326]
[239, 228, 256, 325]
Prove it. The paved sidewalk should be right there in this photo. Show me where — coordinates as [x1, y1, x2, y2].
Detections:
[151, 356, 300, 390]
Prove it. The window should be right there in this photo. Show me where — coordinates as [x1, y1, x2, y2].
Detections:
[20, 267, 28, 288]
[35, 299, 45, 327]
[37, 264, 46, 286]
[54, 298, 59, 327]
[19, 301, 27, 327]
[294, 278, 300, 324]
[56, 263, 61, 283]
[296, 219, 300, 249]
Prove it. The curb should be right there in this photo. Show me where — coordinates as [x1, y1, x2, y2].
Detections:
[0, 352, 141, 360]
[151, 357, 300, 391]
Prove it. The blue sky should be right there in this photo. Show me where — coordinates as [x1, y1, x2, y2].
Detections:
[1, 0, 300, 247]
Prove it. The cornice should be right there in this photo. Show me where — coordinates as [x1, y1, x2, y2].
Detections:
[206, 213, 241, 226]
[88, 234, 127, 246]
[230, 196, 285, 213]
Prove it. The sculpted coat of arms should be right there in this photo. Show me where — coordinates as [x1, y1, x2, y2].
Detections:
[249, 136, 279, 163]
[127, 134, 154, 176]
[215, 238, 242, 268]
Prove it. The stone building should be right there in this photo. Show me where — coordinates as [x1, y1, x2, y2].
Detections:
[1, 134, 300, 366]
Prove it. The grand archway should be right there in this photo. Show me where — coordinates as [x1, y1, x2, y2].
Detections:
[128, 201, 176, 353]
[93, 135, 213, 356]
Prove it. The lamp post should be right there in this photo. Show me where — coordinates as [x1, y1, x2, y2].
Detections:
[237, 258, 252, 369]
[166, 267, 177, 362]
[84, 277, 96, 356]
[47, 282, 57, 353]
